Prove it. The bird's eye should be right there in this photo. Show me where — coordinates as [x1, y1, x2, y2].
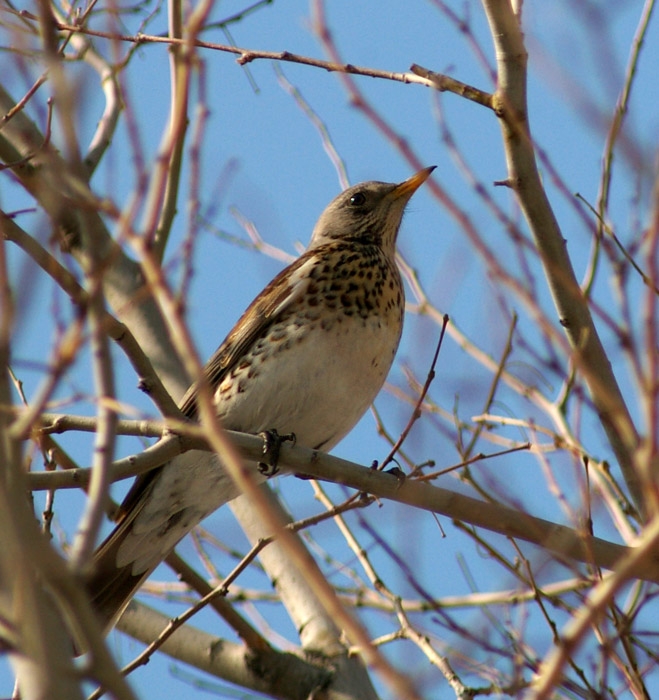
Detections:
[349, 192, 366, 207]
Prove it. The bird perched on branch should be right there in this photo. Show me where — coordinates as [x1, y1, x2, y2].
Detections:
[87, 166, 435, 628]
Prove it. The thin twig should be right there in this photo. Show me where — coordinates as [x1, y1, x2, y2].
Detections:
[380, 315, 448, 469]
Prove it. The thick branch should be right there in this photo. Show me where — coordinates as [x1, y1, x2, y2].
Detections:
[117, 602, 360, 700]
[480, 0, 643, 513]
[25, 430, 659, 583]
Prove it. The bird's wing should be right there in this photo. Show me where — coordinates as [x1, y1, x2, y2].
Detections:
[178, 254, 315, 419]
[92, 244, 320, 622]
[112, 253, 315, 523]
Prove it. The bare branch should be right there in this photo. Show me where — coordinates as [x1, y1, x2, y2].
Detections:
[25, 429, 659, 583]
[481, 0, 643, 513]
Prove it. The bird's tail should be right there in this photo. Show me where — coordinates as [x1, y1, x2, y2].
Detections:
[85, 469, 161, 631]
[85, 523, 154, 631]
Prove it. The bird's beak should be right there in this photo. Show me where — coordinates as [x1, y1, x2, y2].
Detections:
[391, 166, 436, 200]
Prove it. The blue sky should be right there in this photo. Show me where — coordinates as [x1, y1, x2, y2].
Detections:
[2, 0, 658, 698]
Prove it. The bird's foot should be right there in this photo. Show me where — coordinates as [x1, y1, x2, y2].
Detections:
[258, 429, 296, 476]
[371, 460, 406, 484]
[385, 465, 406, 485]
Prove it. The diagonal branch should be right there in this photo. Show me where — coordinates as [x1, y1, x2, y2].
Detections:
[480, 0, 643, 514]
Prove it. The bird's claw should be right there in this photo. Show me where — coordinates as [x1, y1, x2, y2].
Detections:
[371, 460, 405, 484]
[385, 466, 406, 485]
[258, 429, 296, 476]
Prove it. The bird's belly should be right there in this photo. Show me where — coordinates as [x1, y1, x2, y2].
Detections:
[118, 312, 402, 575]
[216, 312, 402, 450]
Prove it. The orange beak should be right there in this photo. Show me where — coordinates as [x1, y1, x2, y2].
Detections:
[390, 166, 436, 199]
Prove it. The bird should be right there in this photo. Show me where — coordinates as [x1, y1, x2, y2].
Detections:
[87, 166, 436, 629]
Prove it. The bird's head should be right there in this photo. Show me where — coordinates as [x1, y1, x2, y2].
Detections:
[309, 166, 435, 255]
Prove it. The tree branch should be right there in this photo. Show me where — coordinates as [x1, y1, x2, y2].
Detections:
[480, 0, 643, 514]
[24, 428, 659, 584]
